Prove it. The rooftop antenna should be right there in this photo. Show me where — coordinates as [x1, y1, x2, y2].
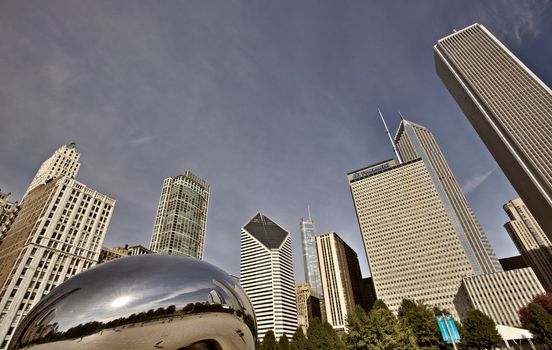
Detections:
[379, 109, 403, 164]
[307, 205, 312, 221]
[398, 111, 405, 121]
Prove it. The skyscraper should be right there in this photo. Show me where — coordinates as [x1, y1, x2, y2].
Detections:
[395, 119, 501, 274]
[0, 191, 19, 245]
[0, 177, 114, 349]
[348, 159, 475, 317]
[240, 213, 297, 341]
[299, 212, 323, 298]
[504, 198, 552, 291]
[295, 283, 321, 334]
[22, 142, 80, 201]
[316, 232, 364, 332]
[149, 171, 209, 259]
[434, 23, 552, 242]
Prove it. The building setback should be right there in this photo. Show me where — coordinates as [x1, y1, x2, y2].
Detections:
[316, 232, 365, 332]
[0, 192, 19, 245]
[0, 177, 114, 349]
[504, 198, 552, 291]
[22, 142, 80, 201]
[149, 171, 209, 259]
[458, 268, 545, 327]
[435, 23, 552, 242]
[240, 213, 297, 341]
[395, 119, 501, 274]
[98, 244, 153, 264]
[295, 283, 322, 334]
[348, 159, 474, 318]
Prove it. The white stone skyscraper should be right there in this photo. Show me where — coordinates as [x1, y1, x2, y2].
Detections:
[0, 178, 114, 349]
[240, 213, 297, 341]
[299, 212, 323, 298]
[435, 23, 552, 242]
[348, 159, 475, 317]
[22, 142, 80, 201]
[504, 198, 552, 291]
[395, 119, 502, 274]
[149, 171, 209, 259]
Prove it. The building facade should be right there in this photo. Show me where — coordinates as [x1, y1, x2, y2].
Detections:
[300, 215, 323, 298]
[504, 198, 552, 291]
[348, 159, 475, 317]
[149, 171, 209, 259]
[0, 177, 114, 349]
[98, 244, 153, 264]
[0, 192, 19, 245]
[395, 119, 502, 274]
[22, 142, 80, 201]
[459, 268, 545, 327]
[240, 213, 297, 341]
[316, 232, 364, 332]
[435, 23, 552, 242]
[295, 283, 322, 334]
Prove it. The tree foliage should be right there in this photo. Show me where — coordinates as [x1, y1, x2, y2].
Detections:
[290, 327, 307, 350]
[398, 299, 443, 350]
[306, 318, 345, 350]
[459, 309, 501, 350]
[279, 333, 290, 350]
[261, 330, 279, 350]
[522, 302, 552, 347]
[344, 300, 418, 350]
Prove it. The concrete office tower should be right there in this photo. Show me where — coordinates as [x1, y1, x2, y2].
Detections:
[240, 213, 297, 341]
[504, 198, 552, 291]
[435, 23, 552, 242]
[22, 142, 80, 201]
[395, 119, 502, 274]
[0, 177, 114, 349]
[295, 283, 322, 334]
[0, 192, 19, 245]
[459, 268, 545, 327]
[149, 171, 209, 259]
[316, 232, 364, 332]
[300, 214, 323, 298]
[348, 159, 475, 317]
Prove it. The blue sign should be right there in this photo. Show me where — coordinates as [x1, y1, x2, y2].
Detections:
[352, 163, 390, 180]
[436, 315, 460, 344]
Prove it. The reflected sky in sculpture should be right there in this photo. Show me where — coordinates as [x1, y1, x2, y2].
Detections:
[9, 255, 256, 350]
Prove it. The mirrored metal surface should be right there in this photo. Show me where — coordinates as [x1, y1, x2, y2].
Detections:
[9, 255, 256, 350]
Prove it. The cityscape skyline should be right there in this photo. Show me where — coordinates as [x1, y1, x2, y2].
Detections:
[1, 1, 552, 283]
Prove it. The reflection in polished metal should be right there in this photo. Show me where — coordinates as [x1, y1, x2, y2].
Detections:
[9, 255, 256, 350]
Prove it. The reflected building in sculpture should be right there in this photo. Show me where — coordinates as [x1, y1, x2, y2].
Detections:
[504, 198, 552, 291]
[240, 213, 297, 341]
[149, 171, 209, 259]
[435, 23, 552, 242]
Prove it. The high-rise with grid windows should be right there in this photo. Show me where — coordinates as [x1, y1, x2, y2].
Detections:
[0, 177, 114, 350]
[435, 23, 552, 242]
[300, 215, 323, 298]
[149, 171, 209, 259]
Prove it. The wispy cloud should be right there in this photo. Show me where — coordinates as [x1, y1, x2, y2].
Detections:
[477, 0, 550, 46]
[130, 136, 156, 146]
[461, 167, 496, 195]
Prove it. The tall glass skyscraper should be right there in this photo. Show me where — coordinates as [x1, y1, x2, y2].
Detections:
[435, 23, 552, 242]
[149, 171, 209, 259]
[300, 214, 323, 298]
[395, 119, 502, 274]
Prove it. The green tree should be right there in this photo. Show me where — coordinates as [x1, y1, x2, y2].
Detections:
[460, 309, 501, 350]
[279, 333, 290, 350]
[290, 327, 307, 350]
[262, 330, 280, 350]
[344, 300, 418, 350]
[398, 299, 442, 349]
[524, 303, 552, 347]
[306, 318, 345, 350]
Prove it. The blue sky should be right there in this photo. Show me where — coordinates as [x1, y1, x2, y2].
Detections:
[1, 0, 551, 280]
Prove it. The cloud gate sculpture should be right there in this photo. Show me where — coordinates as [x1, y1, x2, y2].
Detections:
[8, 255, 256, 350]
